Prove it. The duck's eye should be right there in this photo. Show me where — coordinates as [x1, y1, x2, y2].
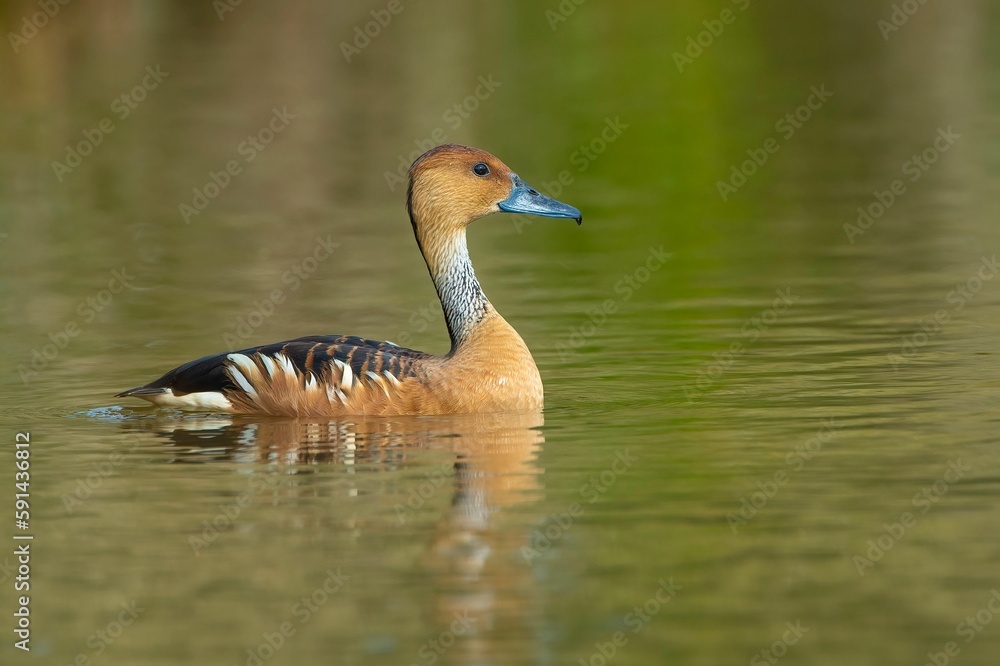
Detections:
[472, 162, 490, 177]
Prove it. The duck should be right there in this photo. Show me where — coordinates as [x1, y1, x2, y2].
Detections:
[116, 144, 582, 417]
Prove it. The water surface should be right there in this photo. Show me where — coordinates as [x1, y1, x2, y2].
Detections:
[2, 1, 1000, 665]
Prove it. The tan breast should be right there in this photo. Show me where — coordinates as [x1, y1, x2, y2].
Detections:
[420, 313, 543, 414]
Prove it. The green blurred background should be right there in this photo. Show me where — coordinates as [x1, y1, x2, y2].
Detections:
[2, 1, 1000, 665]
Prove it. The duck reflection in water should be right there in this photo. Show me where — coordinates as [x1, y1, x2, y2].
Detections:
[121, 411, 546, 662]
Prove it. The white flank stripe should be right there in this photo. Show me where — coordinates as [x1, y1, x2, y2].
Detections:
[177, 392, 234, 411]
[274, 353, 296, 377]
[259, 354, 277, 378]
[367, 371, 390, 398]
[139, 389, 235, 411]
[227, 353, 257, 376]
[340, 362, 354, 390]
[227, 366, 258, 397]
[382, 370, 401, 387]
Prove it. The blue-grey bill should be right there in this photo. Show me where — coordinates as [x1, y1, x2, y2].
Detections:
[498, 174, 582, 224]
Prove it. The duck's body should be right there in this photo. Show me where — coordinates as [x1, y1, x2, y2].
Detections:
[122, 317, 540, 417]
[117, 144, 580, 417]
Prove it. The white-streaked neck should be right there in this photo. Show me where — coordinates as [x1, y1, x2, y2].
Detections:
[422, 230, 493, 350]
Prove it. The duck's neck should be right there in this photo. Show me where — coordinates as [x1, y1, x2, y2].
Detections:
[415, 225, 493, 350]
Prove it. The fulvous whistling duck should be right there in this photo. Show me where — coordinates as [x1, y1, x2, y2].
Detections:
[116, 144, 582, 417]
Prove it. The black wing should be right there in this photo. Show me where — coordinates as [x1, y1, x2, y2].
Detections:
[116, 335, 432, 397]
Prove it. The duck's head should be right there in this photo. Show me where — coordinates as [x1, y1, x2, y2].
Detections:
[407, 144, 582, 231]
